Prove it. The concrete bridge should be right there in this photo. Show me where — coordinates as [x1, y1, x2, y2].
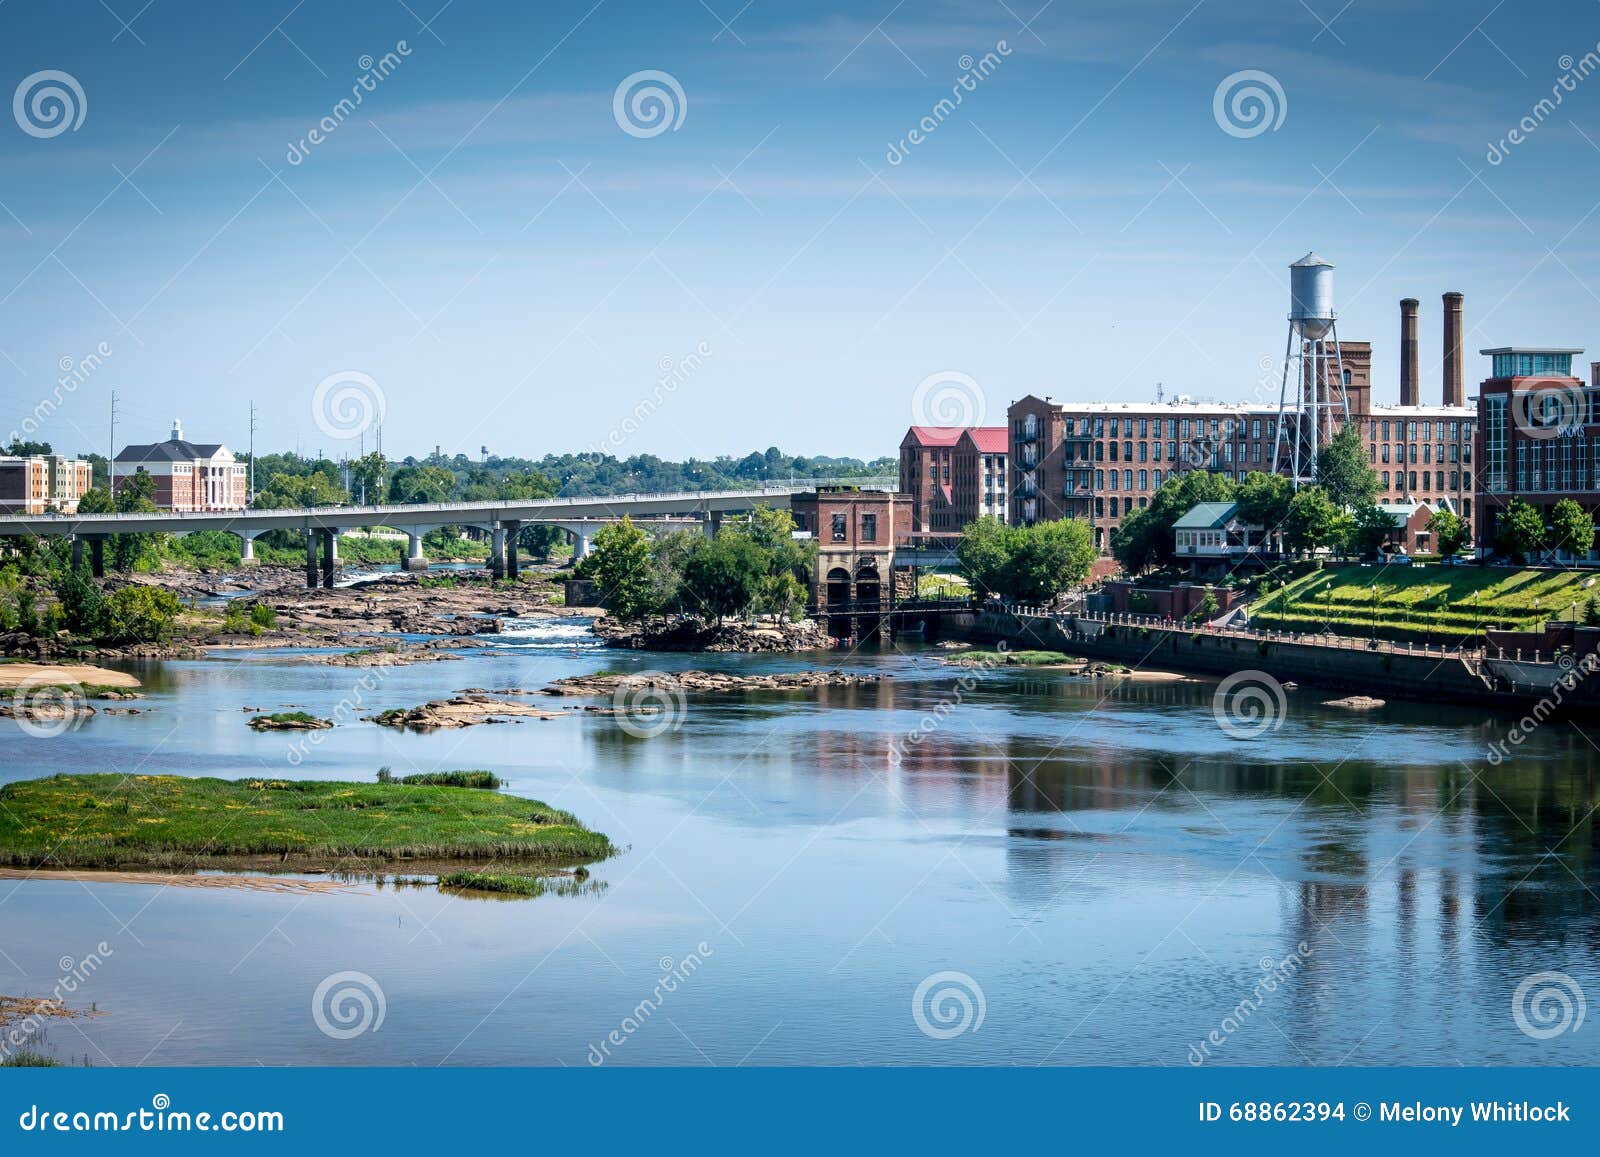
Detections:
[0, 484, 892, 587]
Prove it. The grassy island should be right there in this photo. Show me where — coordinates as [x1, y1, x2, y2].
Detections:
[0, 774, 613, 870]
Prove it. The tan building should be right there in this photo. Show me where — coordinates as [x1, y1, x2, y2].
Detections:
[0, 454, 94, 514]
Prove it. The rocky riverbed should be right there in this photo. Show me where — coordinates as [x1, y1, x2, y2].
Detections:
[593, 615, 832, 652]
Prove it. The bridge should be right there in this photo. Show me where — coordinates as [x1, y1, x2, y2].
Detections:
[0, 483, 897, 586]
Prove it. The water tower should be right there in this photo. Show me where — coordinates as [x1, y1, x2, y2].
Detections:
[1271, 252, 1350, 486]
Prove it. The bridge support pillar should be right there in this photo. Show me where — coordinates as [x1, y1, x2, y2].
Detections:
[505, 521, 521, 580]
[489, 525, 507, 580]
[321, 529, 339, 589]
[90, 537, 105, 579]
[704, 511, 722, 540]
[71, 536, 83, 570]
[572, 532, 591, 561]
[403, 532, 428, 572]
[305, 531, 318, 588]
[239, 534, 257, 565]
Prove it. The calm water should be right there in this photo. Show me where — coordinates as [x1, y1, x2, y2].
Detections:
[3, 617, 1598, 1067]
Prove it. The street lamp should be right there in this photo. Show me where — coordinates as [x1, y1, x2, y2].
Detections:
[1370, 584, 1378, 643]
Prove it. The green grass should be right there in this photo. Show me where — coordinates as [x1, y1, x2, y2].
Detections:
[1248, 566, 1599, 643]
[946, 649, 1076, 666]
[396, 770, 502, 789]
[437, 870, 598, 898]
[247, 711, 329, 728]
[0, 774, 613, 870]
[0, 1050, 58, 1067]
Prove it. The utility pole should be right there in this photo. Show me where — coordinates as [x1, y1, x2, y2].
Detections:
[108, 390, 119, 495]
[248, 400, 258, 502]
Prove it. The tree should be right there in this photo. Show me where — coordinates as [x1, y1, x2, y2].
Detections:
[580, 517, 659, 623]
[1315, 423, 1380, 509]
[348, 451, 389, 504]
[1111, 470, 1236, 573]
[1350, 503, 1398, 558]
[115, 468, 157, 511]
[959, 517, 1095, 602]
[957, 515, 1011, 596]
[1496, 498, 1546, 564]
[6, 439, 52, 456]
[1001, 519, 1096, 603]
[102, 586, 180, 643]
[680, 533, 767, 624]
[739, 506, 816, 621]
[1549, 498, 1595, 561]
[1284, 486, 1342, 555]
[1234, 471, 1292, 531]
[387, 464, 456, 505]
[74, 486, 114, 514]
[1428, 508, 1470, 557]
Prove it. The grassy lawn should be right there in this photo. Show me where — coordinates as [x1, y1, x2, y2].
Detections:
[946, 649, 1079, 666]
[0, 774, 613, 870]
[1248, 566, 1599, 643]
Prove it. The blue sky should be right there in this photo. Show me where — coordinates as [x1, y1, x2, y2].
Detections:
[1, 0, 1597, 462]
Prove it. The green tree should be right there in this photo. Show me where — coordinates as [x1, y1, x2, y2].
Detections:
[1315, 423, 1380, 509]
[1284, 486, 1342, 555]
[1496, 498, 1547, 564]
[387, 464, 456, 505]
[957, 515, 1011, 596]
[1234, 471, 1292, 531]
[6, 439, 52, 456]
[1549, 498, 1595, 560]
[1111, 470, 1236, 573]
[580, 517, 660, 622]
[74, 486, 114, 514]
[1427, 508, 1470, 557]
[1350, 503, 1398, 557]
[51, 565, 106, 637]
[680, 533, 767, 624]
[1001, 519, 1096, 603]
[348, 451, 389, 505]
[738, 507, 816, 621]
[102, 586, 180, 643]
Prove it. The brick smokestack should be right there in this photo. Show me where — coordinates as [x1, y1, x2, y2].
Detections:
[1399, 298, 1420, 407]
[1442, 291, 1464, 407]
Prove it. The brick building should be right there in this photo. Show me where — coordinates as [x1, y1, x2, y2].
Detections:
[1474, 347, 1600, 561]
[790, 487, 909, 638]
[0, 454, 94, 514]
[1010, 295, 1476, 553]
[950, 427, 1008, 527]
[114, 420, 248, 512]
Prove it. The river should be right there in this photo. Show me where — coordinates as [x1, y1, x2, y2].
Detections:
[3, 615, 1597, 1066]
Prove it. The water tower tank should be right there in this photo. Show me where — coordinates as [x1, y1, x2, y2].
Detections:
[1288, 252, 1335, 339]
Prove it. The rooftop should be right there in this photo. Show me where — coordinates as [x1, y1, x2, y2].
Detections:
[1173, 502, 1239, 530]
[1478, 347, 1584, 355]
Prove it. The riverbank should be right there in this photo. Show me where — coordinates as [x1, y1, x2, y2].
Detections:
[0, 774, 614, 871]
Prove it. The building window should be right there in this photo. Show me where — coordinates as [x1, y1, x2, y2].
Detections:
[831, 513, 847, 542]
[861, 513, 877, 543]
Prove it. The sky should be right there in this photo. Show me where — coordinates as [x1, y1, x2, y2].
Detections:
[1, 0, 1598, 464]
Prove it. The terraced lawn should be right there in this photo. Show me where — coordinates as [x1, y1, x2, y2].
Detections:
[1247, 566, 1599, 643]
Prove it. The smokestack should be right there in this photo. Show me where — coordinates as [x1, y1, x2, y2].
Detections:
[1399, 298, 1419, 407]
[1442, 291, 1464, 407]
